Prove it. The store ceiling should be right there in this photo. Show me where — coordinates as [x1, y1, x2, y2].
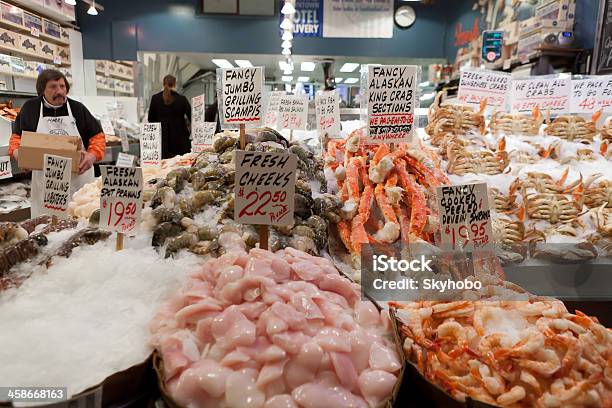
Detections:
[174, 52, 444, 85]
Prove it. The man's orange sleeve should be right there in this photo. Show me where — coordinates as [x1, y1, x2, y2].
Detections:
[8, 133, 20, 158]
[87, 133, 106, 161]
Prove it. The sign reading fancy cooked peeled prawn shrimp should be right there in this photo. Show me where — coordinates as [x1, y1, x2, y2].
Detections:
[234, 151, 297, 226]
[366, 64, 418, 144]
[100, 165, 143, 234]
[436, 183, 493, 252]
[220, 67, 263, 125]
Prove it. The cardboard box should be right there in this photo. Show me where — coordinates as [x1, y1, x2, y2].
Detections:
[0, 28, 19, 50]
[520, 17, 573, 37]
[18, 132, 82, 173]
[536, 0, 563, 21]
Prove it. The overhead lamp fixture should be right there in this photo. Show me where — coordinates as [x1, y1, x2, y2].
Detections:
[297, 76, 309, 82]
[335, 77, 344, 83]
[211, 59, 234, 68]
[87, 1, 98, 15]
[281, 40, 292, 49]
[282, 48, 291, 56]
[235, 59, 253, 67]
[279, 61, 290, 71]
[281, 1, 296, 15]
[65, 0, 77, 5]
[282, 76, 293, 82]
[419, 81, 430, 87]
[344, 78, 359, 84]
[300, 61, 315, 71]
[285, 84, 292, 93]
[280, 17, 293, 30]
[339, 63, 360, 73]
[282, 30, 293, 41]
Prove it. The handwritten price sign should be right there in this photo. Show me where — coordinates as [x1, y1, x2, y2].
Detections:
[458, 69, 510, 110]
[570, 76, 612, 113]
[264, 91, 285, 129]
[220, 67, 263, 125]
[100, 166, 143, 233]
[191, 122, 217, 153]
[511, 77, 571, 114]
[191, 94, 205, 125]
[315, 90, 341, 138]
[234, 151, 297, 226]
[436, 183, 493, 252]
[42, 154, 72, 219]
[278, 95, 309, 131]
[140, 123, 161, 166]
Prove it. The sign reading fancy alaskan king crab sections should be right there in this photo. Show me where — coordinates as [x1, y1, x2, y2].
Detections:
[366, 64, 419, 144]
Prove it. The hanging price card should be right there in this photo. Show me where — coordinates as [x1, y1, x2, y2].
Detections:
[191, 94, 205, 125]
[278, 95, 309, 130]
[116, 152, 135, 167]
[510, 77, 571, 114]
[458, 69, 510, 109]
[436, 183, 493, 252]
[570, 76, 612, 113]
[220, 67, 263, 125]
[264, 91, 285, 128]
[0, 156, 12, 179]
[140, 123, 161, 166]
[191, 122, 217, 153]
[315, 90, 341, 138]
[234, 151, 297, 226]
[42, 154, 72, 218]
[119, 129, 130, 153]
[100, 166, 143, 233]
[366, 65, 418, 144]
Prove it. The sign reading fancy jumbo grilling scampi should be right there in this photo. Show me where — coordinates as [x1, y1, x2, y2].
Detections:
[220, 67, 263, 125]
[234, 151, 297, 227]
[366, 64, 418, 144]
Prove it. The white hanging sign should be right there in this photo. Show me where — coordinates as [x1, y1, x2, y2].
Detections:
[42, 154, 72, 218]
[510, 77, 571, 114]
[315, 90, 341, 138]
[140, 123, 162, 166]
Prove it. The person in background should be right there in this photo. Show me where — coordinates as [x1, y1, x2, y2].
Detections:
[9, 69, 105, 218]
[204, 95, 221, 134]
[148, 75, 191, 159]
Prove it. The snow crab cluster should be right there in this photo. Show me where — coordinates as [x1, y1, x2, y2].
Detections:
[425, 92, 486, 140]
[489, 108, 544, 137]
[544, 112, 601, 142]
[394, 295, 612, 407]
[324, 129, 448, 274]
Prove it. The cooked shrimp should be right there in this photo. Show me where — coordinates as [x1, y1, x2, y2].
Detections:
[517, 348, 561, 377]
[496, 385, 526, 406]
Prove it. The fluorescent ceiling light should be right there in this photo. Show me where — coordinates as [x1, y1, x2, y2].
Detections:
[280, 18, 293, 30]
[282, 48, 291, 56]
[339, 63, 360, 73]
[282, 30, 293, 41]
[420, 92, 435, 100]
[419, 81, 430, 87]
[344, 78, 359, 84]
[212, 59, 233, 69]
[281, 40, 292, 49]
[281, 2, 296, 14]
[282, 76, 293, 82]
[301, 62, 315, 71]
[87, 2, 99, 15]
[235, 60, 253, 68]
[335, 78, 343, 83]
[279, 61, 290, 71]
[65, 0, 77, 5]
[297, 76, 309, 82]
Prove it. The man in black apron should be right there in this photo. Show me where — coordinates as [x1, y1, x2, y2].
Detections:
[9, 69, 106, 217]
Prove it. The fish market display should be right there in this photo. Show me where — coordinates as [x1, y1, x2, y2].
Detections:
[425, 92, 486, 140]
[324, 128, 447, 277]
[151, 245, 401, 408]
[544, 112, 600, 142]
[394, 293, 612, 407]
[0, 181, 30, 214]
[0, 100, 19, 121]
[489, 109, 543, 137]
[436, 116, 612, 263]
[144, 128, 330, 258]
[0, 231, 201, 399]
[68, 154, 196, 219]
